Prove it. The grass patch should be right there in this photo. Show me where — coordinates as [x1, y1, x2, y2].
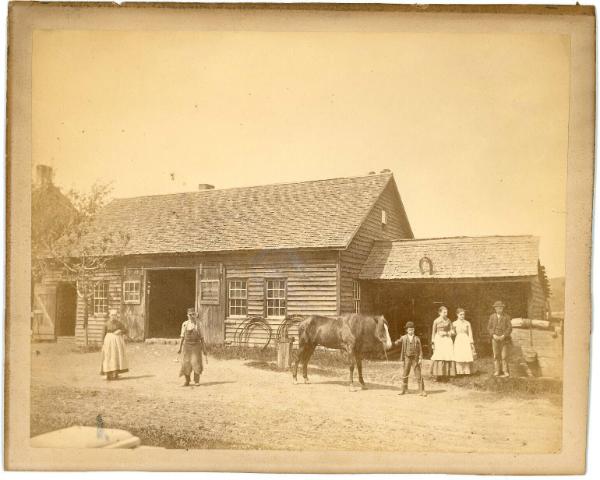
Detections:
[453, 374, 562, 397]
[445, 357, 562, 399]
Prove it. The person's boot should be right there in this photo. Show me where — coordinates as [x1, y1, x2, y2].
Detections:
[194, 373, 200, 385]
[398, 383, 407, 395]
[418, 379, 427, 397]
[501, 360, 510, 378]
[183, 375, 190, 386]
[493, 360, 501, 376]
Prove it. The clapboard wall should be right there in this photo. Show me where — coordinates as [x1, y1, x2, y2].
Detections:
[224, 251, 338, 346]
[527, 275, 548, 320]
[48, 249, 339, 346]
[74, 269, 123, 344]
[339, 180, 412, 314]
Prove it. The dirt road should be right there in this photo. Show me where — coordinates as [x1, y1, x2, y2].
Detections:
[31, 342, 561, 452]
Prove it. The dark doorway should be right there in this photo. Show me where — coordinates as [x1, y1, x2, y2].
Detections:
[366, 280, 529, 356]
[56, 282, 77, 336]
[147, 269, 196, 338]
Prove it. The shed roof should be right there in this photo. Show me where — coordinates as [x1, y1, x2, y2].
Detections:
[359, 235, 540, 280]
[82, 172, 409, 256]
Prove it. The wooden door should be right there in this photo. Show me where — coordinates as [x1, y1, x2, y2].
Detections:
[33, 283, 57, 340]
[122, 268, 145, 341]
[197, 264, 225, 344]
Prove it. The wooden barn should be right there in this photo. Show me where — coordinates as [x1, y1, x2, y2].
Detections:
[33, 171, 550, 350]
[33, 172, 413, 345]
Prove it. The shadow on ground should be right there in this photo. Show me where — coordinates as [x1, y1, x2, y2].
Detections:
[116, 375, 156, 381]
[190, 381, 236, 387]
[244, 360, 340, 378]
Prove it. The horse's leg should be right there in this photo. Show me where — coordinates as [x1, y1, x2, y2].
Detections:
[292, 344, 305, 383]
[345, 344, 356, 389]
[356, 351, 366, 389]
[302, 345, 316, 383]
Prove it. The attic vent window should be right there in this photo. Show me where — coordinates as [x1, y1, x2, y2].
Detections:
[381, 209, 387, 226]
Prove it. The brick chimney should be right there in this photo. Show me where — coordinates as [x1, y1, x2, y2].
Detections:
[198, 184, 215, 191]
[35, 165, 54, 187]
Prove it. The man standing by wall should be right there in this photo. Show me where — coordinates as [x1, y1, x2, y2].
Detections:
[488, 300, 512, 377]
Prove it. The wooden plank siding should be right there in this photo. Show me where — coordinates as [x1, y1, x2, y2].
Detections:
[339, 181, 412, 314]
[224, 257, 337, 346]
[39, 249, 339, 346]
[74, 269, 123, 345]
[527, 275, 548, 320]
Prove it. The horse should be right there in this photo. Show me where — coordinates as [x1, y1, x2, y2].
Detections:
[291, 313, 392, 389]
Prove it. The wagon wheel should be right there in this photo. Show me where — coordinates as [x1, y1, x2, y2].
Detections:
[276, 315, 304, 342]
[238, 315, 272, 350]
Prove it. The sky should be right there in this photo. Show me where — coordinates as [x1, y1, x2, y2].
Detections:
[32, 30, 569, 277]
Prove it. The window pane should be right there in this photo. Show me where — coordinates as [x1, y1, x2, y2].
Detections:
[93, 281, 108, 314]
[123, 280, 141, 303]
[228, 280, 247, 316]
[266, 281, 286, 317]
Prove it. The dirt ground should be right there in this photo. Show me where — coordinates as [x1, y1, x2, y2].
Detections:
[30, 342, 562, 452]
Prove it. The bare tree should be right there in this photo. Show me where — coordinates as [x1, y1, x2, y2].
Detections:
[33, 181, 129, 345]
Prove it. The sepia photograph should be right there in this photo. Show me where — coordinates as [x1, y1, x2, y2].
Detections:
[5, 2, 594, 474]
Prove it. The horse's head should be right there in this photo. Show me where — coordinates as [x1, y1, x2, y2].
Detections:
[374, 315, 393, 350]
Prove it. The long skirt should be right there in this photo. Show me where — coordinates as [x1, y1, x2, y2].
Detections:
[453, 333, 473, 374]
[179, 342, 203, 377]
[430, 334, 455, 377]
[100, 332, 129, 375]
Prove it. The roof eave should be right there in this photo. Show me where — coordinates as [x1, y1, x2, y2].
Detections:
[359, 274, 538, 282]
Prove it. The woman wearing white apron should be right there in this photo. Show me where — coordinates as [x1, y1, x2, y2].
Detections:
[100, 308, 129, 380]
[430, 306, 456, 380]
[452, 308, 475, 375]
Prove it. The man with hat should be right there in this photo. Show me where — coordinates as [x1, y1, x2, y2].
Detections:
[487, 301, 512, 377]
[177, 307, 208, 386]
[394, 321, 426, 396]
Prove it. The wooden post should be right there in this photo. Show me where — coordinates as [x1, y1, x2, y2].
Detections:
[277, 336, 294, 370]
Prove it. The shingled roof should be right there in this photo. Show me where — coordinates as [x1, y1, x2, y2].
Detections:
[359, 235, 540, 280]
[84, 172, 409, 256]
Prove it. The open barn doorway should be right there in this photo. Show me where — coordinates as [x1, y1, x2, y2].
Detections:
[363, 280, 530, 357]
[146, 269, 196, 338]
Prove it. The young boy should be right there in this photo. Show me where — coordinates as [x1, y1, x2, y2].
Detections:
[395, 321, 427, 396]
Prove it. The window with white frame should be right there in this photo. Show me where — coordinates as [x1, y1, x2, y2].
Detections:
[93, 281, 109, 315]
[123, 280, 141, 304]
[353, 280, 361, 314]
[228, 279, 247, 317]
[266, 279, 286, 318]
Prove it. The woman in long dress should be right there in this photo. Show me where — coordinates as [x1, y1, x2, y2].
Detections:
[452, 308, 475, 375]
[430, 306, 456, 380]
[100, 309, 129, 380]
